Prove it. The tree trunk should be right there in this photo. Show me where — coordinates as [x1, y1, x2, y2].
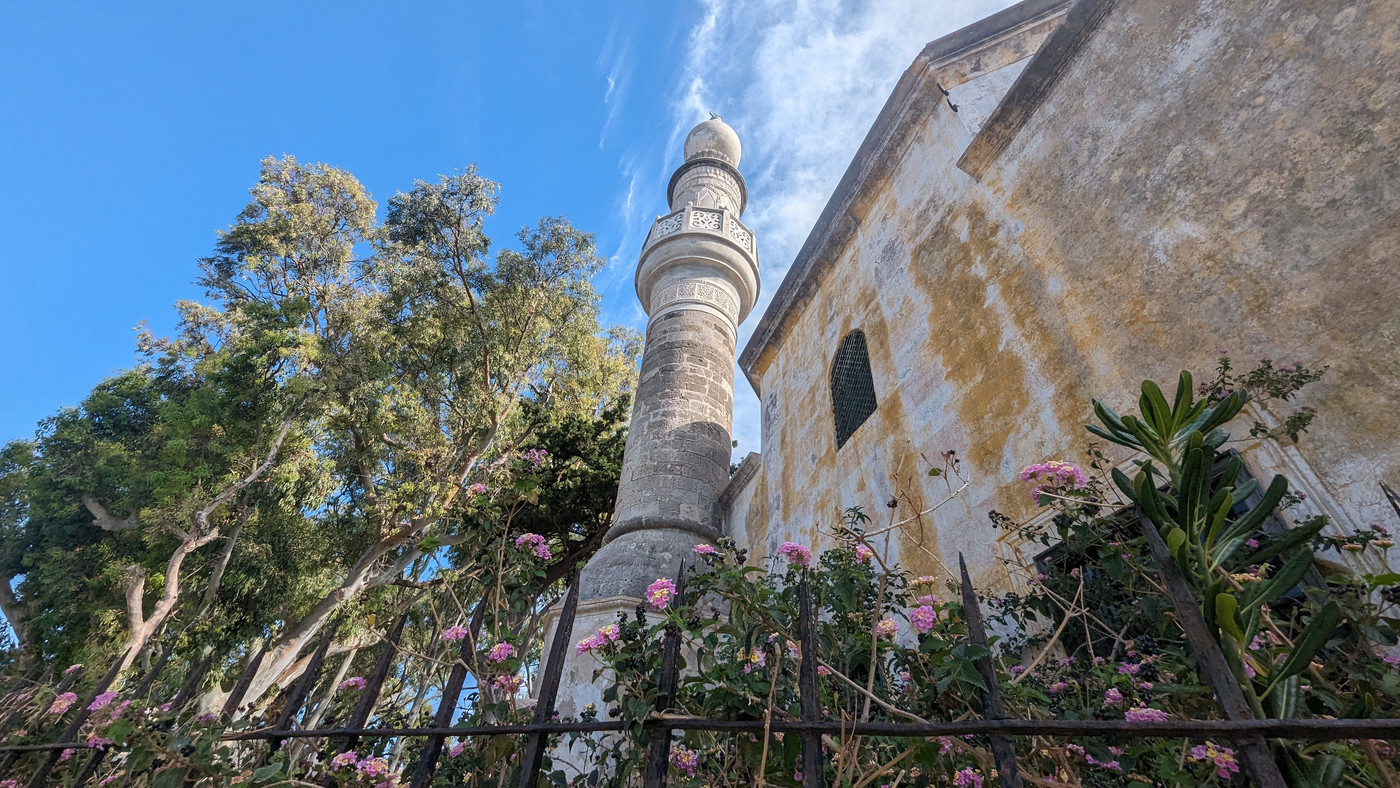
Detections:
[194, 507, 249, 619]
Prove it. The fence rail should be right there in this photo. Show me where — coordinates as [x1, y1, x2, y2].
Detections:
[3, 512, 1400, 787]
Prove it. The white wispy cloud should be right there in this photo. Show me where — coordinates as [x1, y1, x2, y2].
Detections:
[665, 0, 1017, 454]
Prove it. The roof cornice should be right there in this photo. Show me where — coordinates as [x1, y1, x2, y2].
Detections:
[736, 0, 1075, 389]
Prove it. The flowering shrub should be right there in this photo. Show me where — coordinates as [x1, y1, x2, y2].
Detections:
[559, 362, 1400, 787]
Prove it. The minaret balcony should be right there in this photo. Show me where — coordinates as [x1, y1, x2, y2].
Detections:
[641, 205, 755, 258]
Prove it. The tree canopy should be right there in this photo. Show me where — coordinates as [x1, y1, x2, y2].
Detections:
[0, 156, 640, 699]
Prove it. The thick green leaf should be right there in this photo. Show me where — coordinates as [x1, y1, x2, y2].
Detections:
[1267, 602, 1342, 692]
[1215, 592, 1244, 640]
[1252, 516, 1326, 564]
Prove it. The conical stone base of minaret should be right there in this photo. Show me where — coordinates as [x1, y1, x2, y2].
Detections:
[539, 116, 759, 769]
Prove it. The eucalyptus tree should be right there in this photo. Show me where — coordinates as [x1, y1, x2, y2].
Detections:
[0, 156, 638, 699]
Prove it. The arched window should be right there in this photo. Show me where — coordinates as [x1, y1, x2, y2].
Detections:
[830, 330, 877, 449]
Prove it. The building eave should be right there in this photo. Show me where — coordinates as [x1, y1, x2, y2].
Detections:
[736, 0, 1076, 391]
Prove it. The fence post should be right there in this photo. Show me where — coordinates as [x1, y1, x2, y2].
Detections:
[957, 554, 1024, 788]
[222, 638, 272, 723]
[797, 577, 822, 788]
[643, 563, 687, 788]
[1139, 514, 1287, 787]
[269, 618, 341, 757]
[170, 651, 217, 712]
[334, 610, 409, 756]
[516, 568, 582, 788]
[408, 595, 489, 788]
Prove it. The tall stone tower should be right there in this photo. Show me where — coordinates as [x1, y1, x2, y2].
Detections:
[578, 115, 760, 601]
[550, 117, 757, 725]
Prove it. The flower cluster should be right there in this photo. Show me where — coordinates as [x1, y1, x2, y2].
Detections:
[48, 691, 77, 715]
[466, 482, 488, 496]
[1189, 741, 1240, 779]
[338, 676, 367, 691]
[910, 604, 937, 633]
[576, 623, 622, 655]
[777, 541, 812, 567]
[514, 532, 551, 560]
[692, 544, 716, 555]
[1124, 706, 1170, 722]
[330, 750, 399, 786]
[670, 745, 699, 777]
[492, 675, 524, 694]
[441, 624, 470, 642]
[88, 691, 119, 712]
[855, 544, 875, 563]
[874, 618, 898, 638]
[1019, 460, 1090, 504]
[646, 578, 677, 609]
[487, 642, 516, 663]
[741, 648, 767, 674]
[523, 447, 549, 467]
[952, 768, 984, 787]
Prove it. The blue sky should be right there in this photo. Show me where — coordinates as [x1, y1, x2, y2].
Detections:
[0, 0, 1015, 458]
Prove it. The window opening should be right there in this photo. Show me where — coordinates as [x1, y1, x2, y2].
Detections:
[831, 330, 878, 449]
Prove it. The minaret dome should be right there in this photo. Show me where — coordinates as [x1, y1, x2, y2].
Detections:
[683, 114, 742, 166]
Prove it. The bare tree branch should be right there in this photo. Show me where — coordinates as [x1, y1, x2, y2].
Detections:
[81, 496, 140, 532]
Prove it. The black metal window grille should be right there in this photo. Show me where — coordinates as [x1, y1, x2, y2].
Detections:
[830, 330, 877, 449]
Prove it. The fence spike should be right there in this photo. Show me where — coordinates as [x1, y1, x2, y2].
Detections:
[644, 562, 687, 788]
[1139, 514, 1287, 787]
[797, 577, 822, 788]
[408, 595, 489, 788]
[517, 568, 582, 788]
[222, 638, 271, 723]
[270, 617, 341, 757]
[334, 610, 409, 756]
[958, 553, 1024, 788]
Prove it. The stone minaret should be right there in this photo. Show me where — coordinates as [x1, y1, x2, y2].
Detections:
[549, 118, 757, 728]
[578, 115, 760, 601]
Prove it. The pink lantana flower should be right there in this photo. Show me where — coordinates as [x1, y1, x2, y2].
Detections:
[777, 541, 813, 567]
[87, 692, 118, 711]
[442, 625, 470, 642]
[1189, 742, 1240, 779]
[910, 605, 937, 633]
[330, 751, 359, 770]
[1020, 460, 1090, 504]
[874, 618, 898, 638]
[855, 545, 874, 563]
[357, 757, 390, 777]
[646, 578, 677, 609]
[514, 533, 552, 560]
[492, 675, 524, 694]
[670, 746, 699, 777]
[692, 544, 716, 555]
[487, 642, 516, 663]
[1124, 706, 1170, 722]
[338, 676, 367, 691]
[1102, 688, 1123, 706]
[48, 692, 78, 715]
[952, 768, 984, 787]
[448, 741, 465, 757]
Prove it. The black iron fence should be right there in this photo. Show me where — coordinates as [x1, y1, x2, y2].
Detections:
[5, 513, 1400, 788]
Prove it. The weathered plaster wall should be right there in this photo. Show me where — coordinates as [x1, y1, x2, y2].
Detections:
[739, 0, 1400, 589]
[745, 91, 1067, 589]
[983, 0, 1400, 535]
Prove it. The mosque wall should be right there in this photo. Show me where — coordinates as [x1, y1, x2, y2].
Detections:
[732, 0, 1400, 589]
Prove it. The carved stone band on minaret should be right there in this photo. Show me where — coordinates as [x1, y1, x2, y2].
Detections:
[576, 115, 759, 602]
